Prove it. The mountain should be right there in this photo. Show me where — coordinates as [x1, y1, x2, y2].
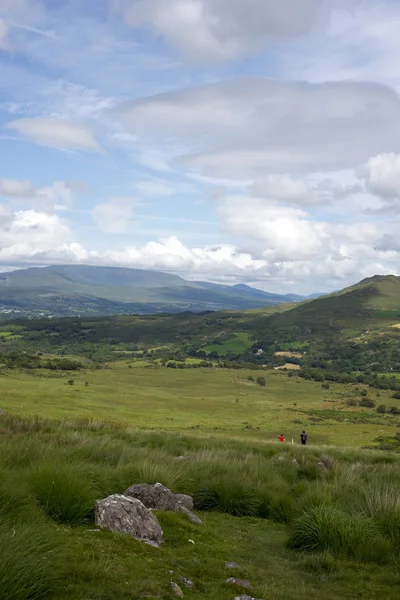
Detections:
[249, 273, 400, 343]
[0, 265, 311, 318]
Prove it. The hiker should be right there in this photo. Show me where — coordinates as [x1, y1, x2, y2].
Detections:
[279, 434, 285, 442]
[300, 430, 308, 446]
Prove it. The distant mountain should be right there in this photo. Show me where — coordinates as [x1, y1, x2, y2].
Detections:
[0, 265, 313, 318]
[253, 273, 400, 342]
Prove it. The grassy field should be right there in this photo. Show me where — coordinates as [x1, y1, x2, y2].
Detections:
[1, 362, 400, 447]
[0, 413, 400, 600]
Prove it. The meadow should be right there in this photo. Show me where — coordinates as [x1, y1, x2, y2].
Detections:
[1, 361, 400, 599]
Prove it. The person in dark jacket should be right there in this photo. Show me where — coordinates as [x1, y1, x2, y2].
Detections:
[300, 431, 308, 446]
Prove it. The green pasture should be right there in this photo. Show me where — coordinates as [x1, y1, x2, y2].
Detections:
[203, 332, 253, 355]
[1, 363, 399, 447]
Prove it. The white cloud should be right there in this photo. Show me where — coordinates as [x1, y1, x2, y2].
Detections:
[0, 179, 77, 213]
[114, 0, 326, 62]
[0, 179, 35, 197]
[0, 208, 72, 261]
[92, 197, 138, 234]
[361, 153, 400, 200]
[6, 118, 102, 152]
[113, 79, 400, 180]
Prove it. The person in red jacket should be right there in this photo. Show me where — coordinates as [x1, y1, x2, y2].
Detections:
[279, 434, 285, 442]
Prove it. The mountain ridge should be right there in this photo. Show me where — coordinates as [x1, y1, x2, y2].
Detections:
[0, 264, 314, 318]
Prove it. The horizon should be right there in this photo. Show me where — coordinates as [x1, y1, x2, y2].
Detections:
[1, 1, 400, 296]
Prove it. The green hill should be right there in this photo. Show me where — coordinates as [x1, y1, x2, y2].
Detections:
[0, 265, 309, 317]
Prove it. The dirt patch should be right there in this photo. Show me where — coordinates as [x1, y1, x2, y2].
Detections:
[275, 363, 301, 371]
[275, 351, 302, 358]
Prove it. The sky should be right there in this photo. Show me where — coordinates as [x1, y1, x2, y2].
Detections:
[1, 0, 400, 294]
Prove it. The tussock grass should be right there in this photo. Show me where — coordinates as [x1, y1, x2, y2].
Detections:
[27, 462, 97, 525]
[288, 506, 393, 564]
[0, 521, 60, 599]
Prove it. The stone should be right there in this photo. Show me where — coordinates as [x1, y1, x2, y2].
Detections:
[226, 562, 242, 569]
[95, 494, 163, 547]
[179, 576, 194, 589]
[317, 462, 328, 472]
[124, 483, 201, 525]
[234, 596, 264, 600]
[171, 582, 184, 597]
[226, 578, 254, 590]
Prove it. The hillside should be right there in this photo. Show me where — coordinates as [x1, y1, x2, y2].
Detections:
[0, 265, 310, 317]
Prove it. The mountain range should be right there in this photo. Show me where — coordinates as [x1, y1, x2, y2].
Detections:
[0, 265, 318, 317]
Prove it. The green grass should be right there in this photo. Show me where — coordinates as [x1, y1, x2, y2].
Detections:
[203, 332, 253, 355]
[0, 414, 399, 598]
[1, 363, 399, 447]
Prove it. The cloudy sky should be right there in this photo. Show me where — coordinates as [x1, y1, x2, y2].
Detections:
[1, 0, 400, 294]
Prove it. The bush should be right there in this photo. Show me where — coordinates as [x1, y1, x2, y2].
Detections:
[346, 398, 359, 407]
[248, 375, 254, 382]
[321, 383, 330, 390]
[360, 390, 368, 397]
[359, 398, 376, 409]
[0, 521, 60, 599]
[67, 379, 74, 386]
[256, 376, 266, 387]
[288, 506, 392, 564]
[376, 405, 387, 414]
[392, 392, 400, 400]
[28, 463, 97, 525]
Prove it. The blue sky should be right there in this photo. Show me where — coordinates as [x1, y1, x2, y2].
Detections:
[1, 0, 400, 294]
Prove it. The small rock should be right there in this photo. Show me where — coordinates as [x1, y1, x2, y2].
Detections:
[234, 596, 264, 600]
[226, 562, 242, 569]
[179, 576, 194, 589]
[226, 578, 254, 590]
[171, 582, 184, 597]
[317, 462, 328, 471]
[278, 456, 285, 461]
[175, 456, 188, 461]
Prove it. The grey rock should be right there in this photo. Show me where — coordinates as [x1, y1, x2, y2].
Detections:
[171, 582, 184, 597]
[234, 596, 264, 600]
[226, 562, 242, 569]
[278, 456, 285, 461]
[95, 494, 163, 547]
[175, 456, 188, 461]
[292, 459, 298, 465]
[179, 576, 194, 589]
[226, 578, 254, 590]
[317, 462, 328, 472]
[124, 483, 201, 525]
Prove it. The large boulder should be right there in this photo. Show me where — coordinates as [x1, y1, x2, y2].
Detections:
[124, 483, 202, 525]
[124, 483, 193, 511]
[95, 494, 163, 547]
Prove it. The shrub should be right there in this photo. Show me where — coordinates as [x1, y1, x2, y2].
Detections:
[248, 375, 254, 382]
[376, 405, 387, 414]
[0, 521, 61, 599]
[392, 392, 400, 400]
[288, 506, 392, 564]
[346, 398, 359, 407]
[360, 398, 376, 409]
[321, 383, 330, 390]
[360, 390, 368, 397]
[67, 379, 74, 386]
[256, 376, 266, 387]
[28, 463, 97, 525]
[388, 406, 400, 415]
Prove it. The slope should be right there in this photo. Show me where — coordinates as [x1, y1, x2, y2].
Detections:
[0, 265, 308, 317]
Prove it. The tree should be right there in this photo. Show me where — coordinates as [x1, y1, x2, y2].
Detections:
[256, 376, 266, 387]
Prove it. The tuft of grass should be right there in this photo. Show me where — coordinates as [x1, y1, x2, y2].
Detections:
[0, 521, 61, 599]
[27, 462, 97, 525]
[288, 506, 393, 564]
[194, 475, 260, 517]
[302, 551, 339, 575]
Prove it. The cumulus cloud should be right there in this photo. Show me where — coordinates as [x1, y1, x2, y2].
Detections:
[92, 197, 138, 234]
[113, 0, 326, 62]
[113, 79, 400, 179]
[6, 118, 101, 152]
[361, 153, 400, 200]
[0, 208, 72, 261]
